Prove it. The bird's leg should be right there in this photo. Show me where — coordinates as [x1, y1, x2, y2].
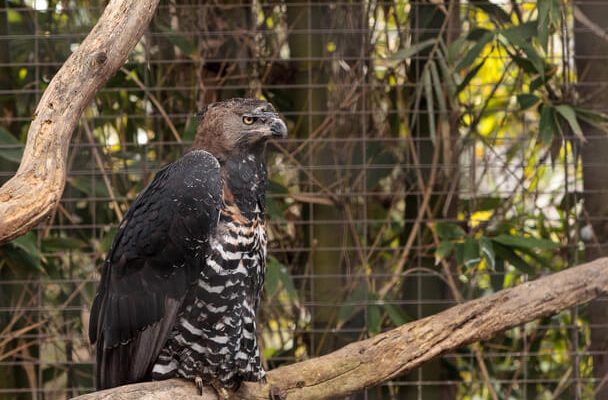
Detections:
[208, 378, 230, 400]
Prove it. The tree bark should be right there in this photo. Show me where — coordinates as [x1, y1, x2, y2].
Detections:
[0, 0, 160, 243]
[73, 257, 608, 400]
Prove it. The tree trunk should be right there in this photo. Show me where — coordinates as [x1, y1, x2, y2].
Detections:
[574, 1, 608, 398]
[0, 0, 160, 243]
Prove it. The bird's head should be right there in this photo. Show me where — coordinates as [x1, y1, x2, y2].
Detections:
[192, 98, 287, 159]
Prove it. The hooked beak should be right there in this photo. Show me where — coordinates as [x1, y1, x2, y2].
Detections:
[269, 117, 288, 139]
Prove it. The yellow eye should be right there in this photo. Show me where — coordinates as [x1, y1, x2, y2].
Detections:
[243, 116, 255, 125]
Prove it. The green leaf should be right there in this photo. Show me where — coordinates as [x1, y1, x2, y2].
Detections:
[422, 68, 436, 143]
[539, 104, 558, 144]
[480, 237, 496, 270]
[467, 28, 493, 41]
[456, 32, 494, 72]
[389, 38, 437, 63]
[435, 222, 466, 241]
[383, 303, 411, 326]
[499, 21, 538, 46]
[493, 234, 558, 250]
[429, 61, 447, 116]
[463, 237, 481, 268]
[517, 94, 539, 110]
[367, 304, 382, 335]
[491, 257, 505, 291]
[435, 241, 455, 264]
[2, 232, 44, 273]
[512, 54, 539, 74]
[537, 0, 551, 51]
[493, 242, 535, 275]
[0, 127, 24, 163]
[470, 0, 512, 24]
[457, 59, 486, 94]
[555, 104, 585, 141]
[575, 107, 608, 133]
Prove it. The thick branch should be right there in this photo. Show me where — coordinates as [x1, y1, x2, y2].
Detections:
[74, 257, 608, 400]
[0, 0, 160, 243]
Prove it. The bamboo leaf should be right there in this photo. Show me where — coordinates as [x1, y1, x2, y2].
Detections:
[493, 242, 536, 275]
[517, 94, 539, 110]
[555, 104, 585, 142]
[429, 61, 447, 117]
[383, 303, 412, 326]
[537, 0, 551, 51]
[389, 38, 436, 63]
[499, 21, 538, 46]
[457, 60, 486, 94]
[539, 104, 558, 144]
[456, 32, 494, 72]
[480, 237, 496, 270]
[423, 67, 436, 143]
[493, 234, 558, 250]
[470, 0, 512, 24]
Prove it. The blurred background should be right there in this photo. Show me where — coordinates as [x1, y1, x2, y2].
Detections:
[1, 0, 608, 399]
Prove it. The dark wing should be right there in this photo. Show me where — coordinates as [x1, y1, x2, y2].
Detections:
[89, 150, 222, 389]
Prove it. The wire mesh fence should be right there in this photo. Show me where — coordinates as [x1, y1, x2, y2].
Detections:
[1, 0, 608, 399]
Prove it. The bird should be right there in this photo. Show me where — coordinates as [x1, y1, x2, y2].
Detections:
[88, 98, 288, 396]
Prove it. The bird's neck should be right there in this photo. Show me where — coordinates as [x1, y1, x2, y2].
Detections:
[222, 147, 268, 219]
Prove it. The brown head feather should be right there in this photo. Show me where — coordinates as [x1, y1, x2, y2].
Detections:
[192, 98, 280, 159]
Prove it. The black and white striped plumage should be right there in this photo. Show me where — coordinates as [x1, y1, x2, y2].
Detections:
[89, 98, 287, 392]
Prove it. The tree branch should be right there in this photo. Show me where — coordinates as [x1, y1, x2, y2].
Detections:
[73, 257, 608, 400]
[0, 0, 160, 243]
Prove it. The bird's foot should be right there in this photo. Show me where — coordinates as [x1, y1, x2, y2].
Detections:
[209, 378, 231, 400]
[195, 376, 204, 396]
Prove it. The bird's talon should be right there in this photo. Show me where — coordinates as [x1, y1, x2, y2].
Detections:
[209, 378, 230, 400]
[195, 376, 204, 396]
